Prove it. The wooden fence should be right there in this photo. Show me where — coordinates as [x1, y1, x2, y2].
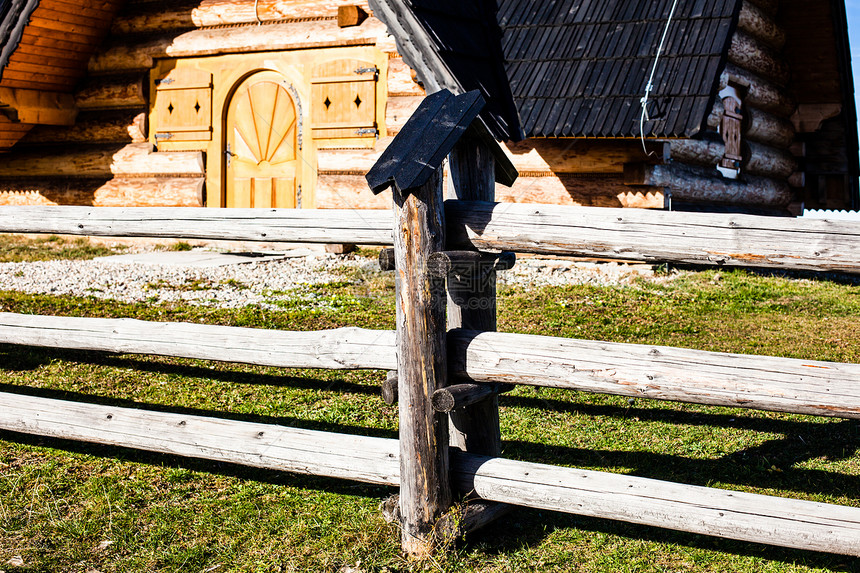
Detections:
[1, 201, 860, 558]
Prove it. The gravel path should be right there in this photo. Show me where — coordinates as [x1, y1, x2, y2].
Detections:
[0, 248, 663, 309]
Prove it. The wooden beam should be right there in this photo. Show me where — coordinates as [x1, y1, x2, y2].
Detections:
[0, 206, 393, 244]
[89, 18, 388, 74]
[728, 30, 790, 87]
[0, 313, 397, 371]
[337, 5, 368, 27]
[0, 87, 77, 126]
[444, 200, 860, 273]
[666, 138, 797, 179]
[0, 143, 203, 178]
[5, 313, 860, 421]
[0, 177, 204, 208]
[451, 452, 860, 557]
[708, 99, 796, 150]
[448, 329, 860, 419]
[5, 202, 860, 274]
[4, 389, 857, 556]
[0, 391, 399, 486]
[111, 0, 372, 35]
[431, 383, 513, 413]
[738, 0, 785, 50]
[20, 110, 147, 145]
[381, 370, 398, 405]
[445, 137, 505, 460]
[75, 74, 147, 110]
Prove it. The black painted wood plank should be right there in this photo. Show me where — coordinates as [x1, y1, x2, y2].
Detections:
[366, 89, 485, 194]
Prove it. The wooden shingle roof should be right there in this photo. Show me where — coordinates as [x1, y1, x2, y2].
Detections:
[373, 0, 744, 140]
[501, 0, 741, 138]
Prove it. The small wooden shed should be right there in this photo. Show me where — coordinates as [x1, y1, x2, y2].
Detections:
[0, 0, 856, 214]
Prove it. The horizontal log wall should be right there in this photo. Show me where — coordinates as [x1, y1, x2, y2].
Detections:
[626, 163, 792, 207]
[665, 2, 799, 210]
[0, 143, 203, 178]
[667, 138, 797, 179]
[19, 110, 147, 145]
[0, 178, 203, 207]
[89, 18, 389, 74]
[111, 0, 372, 35]
[1, 390, 858, 556]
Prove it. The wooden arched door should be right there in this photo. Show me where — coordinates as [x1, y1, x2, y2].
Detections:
[224, 71, 301, 208]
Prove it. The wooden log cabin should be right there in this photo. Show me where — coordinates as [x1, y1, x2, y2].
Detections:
[0, 0, 856, 214]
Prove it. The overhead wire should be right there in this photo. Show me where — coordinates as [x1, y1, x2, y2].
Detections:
[639, 0, 681, 155]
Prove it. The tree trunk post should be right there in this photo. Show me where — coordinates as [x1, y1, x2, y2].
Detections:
[393, 165, 450, 557]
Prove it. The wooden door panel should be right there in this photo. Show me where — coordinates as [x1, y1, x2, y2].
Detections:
[228, 178, 251, 208]
[225, 71, 300, 208]
[311, 58, 377, 140]
[253, 178, 273, 208]
[274, 177, 297, 208]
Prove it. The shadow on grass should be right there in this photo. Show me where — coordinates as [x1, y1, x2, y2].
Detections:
[0, 382, 396, 439]
[470, 507, 860, 572]
[502, 392, 857, 435]
[0, 344, 384, 396]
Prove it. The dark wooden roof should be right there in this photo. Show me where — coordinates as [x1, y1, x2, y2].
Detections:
[500, 0, 741, 138]
[367, 89, 486, 194]
[368, 0, 523, 141]
[374, 0, 744, 140]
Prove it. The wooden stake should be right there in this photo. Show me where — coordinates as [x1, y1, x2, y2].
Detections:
[393, 166, 450, 557]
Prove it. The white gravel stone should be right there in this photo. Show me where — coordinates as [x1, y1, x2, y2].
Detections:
[0, 247, 671, 310]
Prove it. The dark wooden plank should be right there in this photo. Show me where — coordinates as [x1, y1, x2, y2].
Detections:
[366, 89, 485, 195]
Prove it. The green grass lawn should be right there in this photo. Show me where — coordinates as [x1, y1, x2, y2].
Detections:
[0, 236, 859, 572]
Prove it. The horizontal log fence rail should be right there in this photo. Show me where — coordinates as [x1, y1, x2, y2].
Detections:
[1, 91, 859, 558]
[3, 201, 860, 274]
[2, 392, 859, 556]
[4, 313, 860, 421]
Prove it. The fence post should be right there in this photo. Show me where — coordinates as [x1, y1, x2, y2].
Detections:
[446, 134, 502, 456]
[392, 165, 450, 557]
[365, 89, 511, 557]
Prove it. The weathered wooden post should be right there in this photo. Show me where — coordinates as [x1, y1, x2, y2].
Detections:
[445, 121, 517, 457]
[366, 89, 491, 557]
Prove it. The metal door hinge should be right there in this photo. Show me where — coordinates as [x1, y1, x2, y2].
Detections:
[154, 78, 174, 86]
[354, 66, 379, 81]
[356, 127, 378, 137]
[154, 132, 173, 140]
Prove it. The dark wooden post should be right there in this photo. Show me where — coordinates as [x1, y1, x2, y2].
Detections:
[392, 166, 450, 556]
[446, 134, 502, 456]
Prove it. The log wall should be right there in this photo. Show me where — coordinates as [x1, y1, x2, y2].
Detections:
[635, 0, 800, 211]
[0, 0, 418, 209]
